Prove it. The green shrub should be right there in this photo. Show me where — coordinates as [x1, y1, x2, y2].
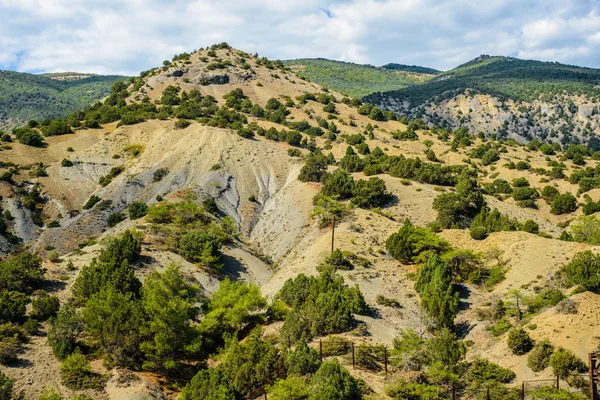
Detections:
[386, 219, 451, 264]
[522, 220, 539, 234]
[82, 195, 101, 210]
[179, 367, 237, 400]
[481, 149, 500, 165]
[350, 177, 391, 208]
[47, 304, 83, 360]
[507, 328, 533, 355]
[198, 278, 266, 349]
[60, 351, 103, 389]
[15, 128, 44, 146]
[45, 118, 72, 136]
[321, 169, 354, 199]
[141, 266, 203, 373]
[529, 387, 587, 400]
[107, 212, 125, 227]
[298, 154, 328, 182]
[0, 291, 29, 323]
[152, 167, 168, 182]
[266, 300, 289, 321]
[31, 295, 60, 321]
[61, 158, 74, 167]
[486, 318, 512, 337]
[551, 193, 578, 215]
[386, 379, 444, 400]
[562, 250, 600, 291]
[47, 250, 60, 262]
[308, 360, 361, 400]
[38, 387, 63, 400]
[549, 347, 586, 378]
[278, 269, 368, 344]
[325, 249, 353, 270]
[470, 226, 488, 240]
[179, 231, 222, 268]
[71, 231, 141, 305]
[23, 318, 39, 335]
[527, 339, 554, 372]
[321, 336, 352, 357]
[415, 255, 459, 330]
[128, 201, 148, 219]
[527, 288, 565, 313]
[220, 331, 281, 397]
[465, 358, 516, 387]
[0, 371, 12, 399]
[433, 178, 485, 228]
[268, 377, 309, 400]
[541, 186, 560, 203]
[174, 119, 191, 129]
[0, 334, 22, 365]
[285, 341, 321, 377]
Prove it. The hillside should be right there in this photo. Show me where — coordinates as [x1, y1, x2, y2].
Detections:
[0, 44, 599, 400]
[0, 70, 127, 129]
[381, 63, 440, 75]
[365, 55, 600, 146]
[284, 58, 434, 98]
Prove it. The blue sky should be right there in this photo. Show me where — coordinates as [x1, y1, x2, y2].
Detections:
[1, 0, 600, 75]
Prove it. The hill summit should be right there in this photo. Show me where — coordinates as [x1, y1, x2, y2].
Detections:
[0, 43, 599, 400]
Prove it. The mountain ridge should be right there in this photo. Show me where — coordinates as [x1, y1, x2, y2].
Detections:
[0, 69, 127, 130]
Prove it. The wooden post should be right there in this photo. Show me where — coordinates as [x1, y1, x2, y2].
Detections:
[352, 342, 355, 368]
[589, 353, 598, 400]
[487, 387, 490, 400]
[384, 345, 388, 376]
[556, 374, 560, 390]
[319, 340, 323, 362]
[331, 216, 335, 254]
[521, 382, 525, 400]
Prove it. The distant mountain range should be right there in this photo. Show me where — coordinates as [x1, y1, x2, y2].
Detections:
[364, 55, 600, 145]
[0, 70, 127, 130]
[283, 58, 435, 98]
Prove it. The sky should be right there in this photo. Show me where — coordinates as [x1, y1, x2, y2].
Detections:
[1, 0, 600, 76]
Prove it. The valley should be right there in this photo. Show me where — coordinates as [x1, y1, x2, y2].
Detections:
[0, 43, 599, 400]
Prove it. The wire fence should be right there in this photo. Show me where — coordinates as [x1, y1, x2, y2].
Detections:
[298, 338, 595, 400]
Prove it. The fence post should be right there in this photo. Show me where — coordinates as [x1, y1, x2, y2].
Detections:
[452, 382, 456, 400]
[352, 342, 355, 368]
[264, 390, 267, 400]
[521, 382, 525, 400]
[556, 374, 560, 390]
[487, 387, 490, 400]
[319, 339, 323, 362]
[384, 345, 388, 376]
[589, 352, 598, 400]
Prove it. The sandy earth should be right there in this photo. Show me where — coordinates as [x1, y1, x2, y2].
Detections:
[1, 47, 599, 399]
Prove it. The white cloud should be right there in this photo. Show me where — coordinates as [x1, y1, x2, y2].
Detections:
[1, 0, 600, 75]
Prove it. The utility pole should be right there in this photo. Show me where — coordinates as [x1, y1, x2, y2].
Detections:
[331, 215, 335, 254]
[384, 346, 388, 376]
[590, 352, 599, 400]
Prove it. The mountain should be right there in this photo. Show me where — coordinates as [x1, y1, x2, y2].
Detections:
[0, 45, 598, 400]
[0, 70, 127, 130]
[365, 55, 600, 145]
[283, 58, 434, 98]
[381, 63, 440, 75]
